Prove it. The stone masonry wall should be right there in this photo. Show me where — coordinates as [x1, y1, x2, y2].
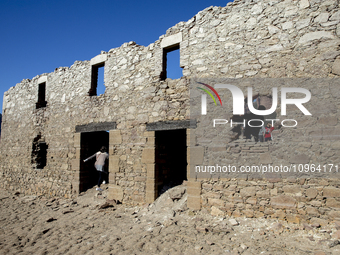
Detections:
[1, 0, 340, 223]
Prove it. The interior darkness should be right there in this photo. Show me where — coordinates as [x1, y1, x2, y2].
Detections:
[80, 131, 109, 192]
[155, 129, 187, 197]
[31, 134, 48, 169]
[89, 63, 105, 96]
[36, 82, 47, 109]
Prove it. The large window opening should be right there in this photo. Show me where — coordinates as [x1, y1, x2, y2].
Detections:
[31, 134, 48, 169]
[36, 82, 47, 109]
[80, 131, 109, 192]
[155, 129, 187, 197]
[89, 63, 105, 96]
[161, 45, 182, 80]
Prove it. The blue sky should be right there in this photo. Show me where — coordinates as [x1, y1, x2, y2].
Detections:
[0, 0, 232, 113]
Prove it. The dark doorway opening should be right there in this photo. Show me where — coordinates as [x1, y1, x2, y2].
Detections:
[36, 82, 47, 109]
[31, 134, 48, 169]
[80, 131, 109, 192]
[155, 129, 187, 197]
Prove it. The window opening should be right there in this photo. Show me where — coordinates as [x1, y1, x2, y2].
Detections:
[161, 44, 182, 80]
[89, 63, 105, 96]
[31, 134, 48, 169]
[36, 82, 47, 109]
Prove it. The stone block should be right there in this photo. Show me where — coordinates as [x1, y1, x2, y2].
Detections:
[109, 130, 122, 145]
[71, 159, 80, 171]
[328, 210, 340, 219]
[298, 31, 335, 44]
[323, 187, 340, 197]
[260, 153, 272, 164]
[145, 191, 156, 204]
[246, 197, 257, 205]
[108, 184, 123, 201]
[213, 184, 224, 191]
[211, 206, 224, 216]
[108, 173, 115, 183]
[224, 202, 235, 209]
[75, 148, 81, 159]
[186, 129, 192, 146]
[317, 116, 338, 126]
[71, 182, 79, 194]
[289, 154, 309, 164]
[74, 133, 81, 148]
[333, 230, 340, 239]
[109, 155, 119, 173]
[272, 210, 286, 220]
[243, 209, 254, 218]
[187, 195, 201, 210]
[306, 206, 319, 217]
[37, 75, 47, 84]
[332, 58, 340, 76]
[300, 0, 310, 9]
[240, 187, 256, 197]
[90, 53, 107, 66]
[306, 188, 318, 198]
[257, 190, 271, 198]
[144, 131, 155, 138]
[271, 195, 296, 209]
[109, 145, 114, 155]
[286, 214, 301, 224]
[134, 176, 146, 182]
[325, 127, 340, 140]
[161, 32, 182, 49]
[310, 217, 329, 226]
[141, 148, 155, 164]
[283, 185, 301, 195]
[146, 136, 155, 146]
[208, 198, 225, 207]
[146, 164, 155, 178]
[187, 181, 201, 189]
[206, 191, 221, 199]
[146, 178, 156, 190]
[188, 146, 204, 165]
[270, 188, 278, 196]
[326, 198, 340, 208]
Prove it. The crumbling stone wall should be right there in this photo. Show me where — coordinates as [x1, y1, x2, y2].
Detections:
[1, 0, 340, 223]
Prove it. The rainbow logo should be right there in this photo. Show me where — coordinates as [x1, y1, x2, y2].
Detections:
[196, 82, 223, 106]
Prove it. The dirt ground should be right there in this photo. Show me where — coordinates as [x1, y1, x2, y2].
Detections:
[1, 184, 340, 255]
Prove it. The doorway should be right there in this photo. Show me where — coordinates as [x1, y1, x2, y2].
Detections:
[155, 129, 187, 197]
[80, 131, 109, 192]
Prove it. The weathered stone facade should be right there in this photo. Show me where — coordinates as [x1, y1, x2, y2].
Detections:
[1, 0, 340, 224]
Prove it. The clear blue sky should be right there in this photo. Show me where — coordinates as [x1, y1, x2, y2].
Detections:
[0, 0, 232, 113]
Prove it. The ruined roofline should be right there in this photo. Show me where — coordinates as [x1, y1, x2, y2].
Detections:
[4, 3, 234, 95]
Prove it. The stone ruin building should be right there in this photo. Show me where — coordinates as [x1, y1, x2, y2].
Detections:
[1, 0, 340, 224]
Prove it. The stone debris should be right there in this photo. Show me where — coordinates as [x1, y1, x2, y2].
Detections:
[229, 218, 239, 226]
[1, 186, 340, 254]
